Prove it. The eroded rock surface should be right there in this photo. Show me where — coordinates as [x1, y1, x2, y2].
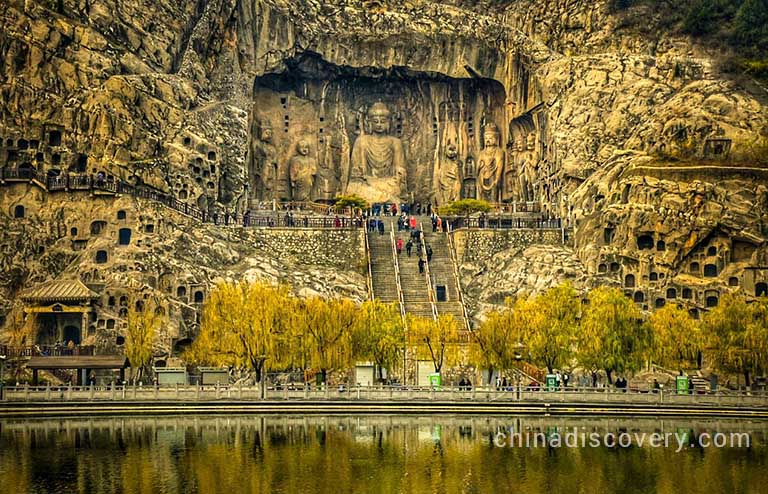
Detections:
[1, 0, 767, 349]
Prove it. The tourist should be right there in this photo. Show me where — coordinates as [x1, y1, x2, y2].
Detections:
[334, 216, 341, 228]
[396, 238, 403, 255]
[392, 203, 398, 216]
[378, 219, 385, 235]
[432, 216, 437, 232]
[436, 216, 442, 232]
[426, 202, 432, 216]
[416, 202, 422, 215]
[555, 370, 562, 389]
[418, 257, 425, 274]
[466, 378, 472, 391]
[409, 215, 417, 230]
[406, 239, 413, 257]
[459, 378, 466, 391]
[397, 216, 404, 231]
[426, 244, 433, 263]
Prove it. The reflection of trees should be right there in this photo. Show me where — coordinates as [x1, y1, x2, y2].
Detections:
[0, 416, 766, 493]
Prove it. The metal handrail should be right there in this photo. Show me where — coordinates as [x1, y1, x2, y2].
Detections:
[419, 222, 438, 320]
[389, 229, 407, 324]
[445, 230, 472, 332]
[364, 228, 374, 302]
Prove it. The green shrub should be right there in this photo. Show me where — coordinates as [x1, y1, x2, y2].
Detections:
[333, 194, 369, 212]
[438, 199, 492, 216]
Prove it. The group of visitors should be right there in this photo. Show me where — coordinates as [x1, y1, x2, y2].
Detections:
[430, 213, 448, 233]
[371, 201, 433, 217]
[395, 213, 420, 232]
[458, 377, 473, 391]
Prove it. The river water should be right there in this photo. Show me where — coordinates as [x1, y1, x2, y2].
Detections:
[1, 415, 766, 493]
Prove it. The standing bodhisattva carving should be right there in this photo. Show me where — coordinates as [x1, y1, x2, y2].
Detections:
[476, 123, 504, 203]
[289, 139, 317, 202]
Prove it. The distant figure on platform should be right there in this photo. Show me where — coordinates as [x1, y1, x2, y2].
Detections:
[418, 257, 425, 274]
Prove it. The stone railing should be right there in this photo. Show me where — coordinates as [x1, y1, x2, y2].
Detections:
[4, 384, 768, 409]
[0, 167, 363, 229]
[447, 216, 562, 230]
[0, 345, 96, 358]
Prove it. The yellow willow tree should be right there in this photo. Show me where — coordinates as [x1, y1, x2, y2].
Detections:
[649, 304, 703, 373]
[469, 300, 521, 385]
[296, 297, 358, 384]
[704, 294, 768, 387]
[577, 287, 651, 385]
[408, 314, 460, 374]
[125, 297, 166, 383]
[523, 283, 581, 373]
[353, 300, 404, 382]
[185, 281, 294, 388]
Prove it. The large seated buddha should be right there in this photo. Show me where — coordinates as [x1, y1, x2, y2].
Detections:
[347, 102, 407, 202]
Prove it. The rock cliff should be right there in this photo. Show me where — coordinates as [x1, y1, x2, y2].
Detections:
[1, 0, 766, 350]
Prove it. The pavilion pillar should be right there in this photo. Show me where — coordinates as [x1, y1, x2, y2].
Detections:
[32, 369, 38, 386]
[81, 310, 89, 343]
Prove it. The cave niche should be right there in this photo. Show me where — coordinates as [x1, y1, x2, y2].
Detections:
[249, 52, 508, 205]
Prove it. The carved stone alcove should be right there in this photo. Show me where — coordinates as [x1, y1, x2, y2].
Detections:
[248, 53, 507, 205]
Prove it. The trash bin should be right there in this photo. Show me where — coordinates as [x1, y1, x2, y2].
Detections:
[675, 375, 689, 395]
[545, 374, 557, 392]
[436, 285, 447, 302]
[428, 373, 441, 388]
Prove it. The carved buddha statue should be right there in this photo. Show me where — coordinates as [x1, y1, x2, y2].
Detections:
[253, 121, 278, 200]
[437, 142, 461, 205]
[289, 139, 317, 202]
[476, 123, 504, 203]
[348, 102, 407, 202]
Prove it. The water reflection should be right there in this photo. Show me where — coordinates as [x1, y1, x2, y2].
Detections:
[1, 416, 767, 494]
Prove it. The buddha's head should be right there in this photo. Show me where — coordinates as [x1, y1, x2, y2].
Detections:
[484, 123, 500, 148]
[367, 102, 391, 134]
[260, 122, 273, 143]
[297, 139, 310, 156]
[445, 142, 458, 159]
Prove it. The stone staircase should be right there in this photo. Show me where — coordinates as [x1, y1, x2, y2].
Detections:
[422, 230, 469, 329]
[366, 217, 471, 326]
[368, 224, 400, 305]
[394, 228, 435, 318]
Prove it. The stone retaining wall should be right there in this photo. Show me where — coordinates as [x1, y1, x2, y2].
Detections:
[452, 229, 563, 263]
[244, 228, 366, 270]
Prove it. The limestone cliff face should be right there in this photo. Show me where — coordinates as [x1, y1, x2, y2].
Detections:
[1, 0, 767, 345]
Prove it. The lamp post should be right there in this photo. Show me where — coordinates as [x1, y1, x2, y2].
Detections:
[513, 342, 526, 401]
[0, 354, 6, 401]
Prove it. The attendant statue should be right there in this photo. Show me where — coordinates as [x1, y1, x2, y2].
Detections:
[252, 121, 278, 200]
[437, 142, 461, 205]
[289, 139, 317, 202]
[348, 102, 407, 202]
[477, 123, 504, 203]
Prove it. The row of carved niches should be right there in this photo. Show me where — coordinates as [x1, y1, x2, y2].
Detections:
[247, 55, 528, 205]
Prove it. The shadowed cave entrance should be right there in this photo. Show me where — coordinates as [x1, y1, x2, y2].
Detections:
[248, 52, 508, 206]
